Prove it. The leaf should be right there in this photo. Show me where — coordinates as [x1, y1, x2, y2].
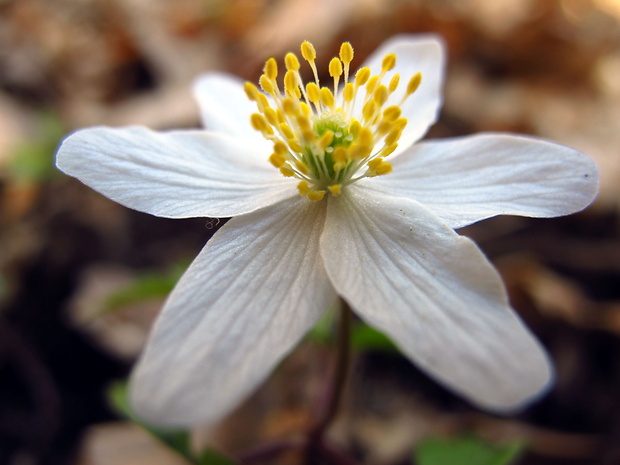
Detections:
[107, 381, 235, 465]
[308, 306, 336, 344]
[108, 381, 194, 460]
[351, 323, 398, 352]
[414, 435, 525, 465]
[8, 112, 64, 182]
[103, 266, 185, 312]
[197, 449, 236, 465]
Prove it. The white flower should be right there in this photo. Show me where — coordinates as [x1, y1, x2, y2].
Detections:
[56, 35, 599, 427]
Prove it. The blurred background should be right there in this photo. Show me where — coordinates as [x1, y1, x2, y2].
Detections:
[1, 0, 620, 464]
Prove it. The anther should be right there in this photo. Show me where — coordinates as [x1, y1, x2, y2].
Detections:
[244, 82, 259, 101]
[329, 57, 343, 79]
[328, 184, 342, 196]
[339, 42, 354, 85]
[307, 189, 326, 201]
[297, 181, 310, 196]
[250, 113, 272, 134]
[319, 87, 335, 109]
[285, 53, 300, 71]
[355, 67, 370, 87]
[306, 82, 320, 106]
[301, 41, 316, 62]
[284, 70, 299, 97]
[318, 130, 334, 150]
[389, 74, 400, 93]
[381, 53, 397, 73]
[406, 73, 422, 96]
[329, 57, 343, 96]
[269, 153, 287, 168]
[264, 58, 278, 80]
[374, 85, 389, 106]
[366, 75, 379, 95]
[259, 75, 275, 95]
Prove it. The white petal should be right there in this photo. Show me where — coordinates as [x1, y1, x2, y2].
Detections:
[130, 197, 336, 427]
[359, 35, 445, 154]
[321, 187, 552, 412]
[56, 126, 296, 218]
[369, 133, 599, 228]
[193, 72, 271, 150]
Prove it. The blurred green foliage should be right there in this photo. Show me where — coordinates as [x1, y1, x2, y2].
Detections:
[414, 435, 524, 465]
[7, 112, 65, 182]
[103, 264, 187, 314]
[108, 381, 234, 465]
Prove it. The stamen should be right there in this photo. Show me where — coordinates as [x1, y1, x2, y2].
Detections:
[319, 87, 335, 110]
[329, 57, 343, 98]
[259, 74, 276, 96]
[246, 41, 423, 201]
[328, 184, 342, 196]
[301, 41, 320, 86]
[264, 58, 278, 80]
[339, 42, 354, 85]
[285, 53, 300, 71]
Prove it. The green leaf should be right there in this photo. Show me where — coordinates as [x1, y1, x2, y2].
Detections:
[107, 381, 235, 464]
[308, 306, 337, 344]
[108, 381, 194, 460]
[196, 449, 236, 465]
[8, 112, 64, 182]
[415, 435, 525, 465]
[350, 323, 398, 352]
[97, 261, 189, 318]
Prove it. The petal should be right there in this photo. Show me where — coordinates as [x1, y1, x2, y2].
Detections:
[56, 126, 296, 218]
[321, 187, 552, 412]
[130, 197, 336, 427]
[369, 133, 599, 228]
[193, 72, 271, 150]
[359, 35, 445, 153]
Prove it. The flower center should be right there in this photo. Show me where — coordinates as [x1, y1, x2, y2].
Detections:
[245, 41, 422, 201]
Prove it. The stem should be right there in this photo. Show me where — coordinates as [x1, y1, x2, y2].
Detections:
[309, 299, 353, 439]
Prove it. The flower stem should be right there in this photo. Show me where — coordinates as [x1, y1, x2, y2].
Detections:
[309, 299, 353, 440]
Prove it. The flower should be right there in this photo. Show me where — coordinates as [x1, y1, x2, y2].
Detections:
[56, 35, 599, 427]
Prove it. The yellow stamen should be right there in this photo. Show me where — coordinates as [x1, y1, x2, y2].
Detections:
[365, 75, 379, 94]
[329, 57, 343, 95]
[246, 41, 423, 202]
[285, 53, 300, 71]
[244, 82, 259, 101]
[328, 184, 342, 196]
[368, 158, 384, 171]
[269, 152, 287, 168]
[259, 74, 275, 95]
[307, 189, 326, 201]
[297, 181, 310, 196]
[284, 70, 299, 98]
[319, 87, 335, 109]
[388, 74, 400, 93]
[374, 85, 389, 106]
[264, 58, 278, 80]
[250, 113, 272, 134]
[306, 82, 320, 110]
[280, 166, 295, 177]
[273, 141, 289, 155]
[295, 160, 310, 175]
[339, 42, 354, 84]
[407, 72, 422, 95]
[355, 67, 371, 87]
[301, 40, 320, 85]
[318, 130, 334, 150]
[381, 53, 397, 73]
[301, 41, 316, 62]
[375, 161, 392, 175]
